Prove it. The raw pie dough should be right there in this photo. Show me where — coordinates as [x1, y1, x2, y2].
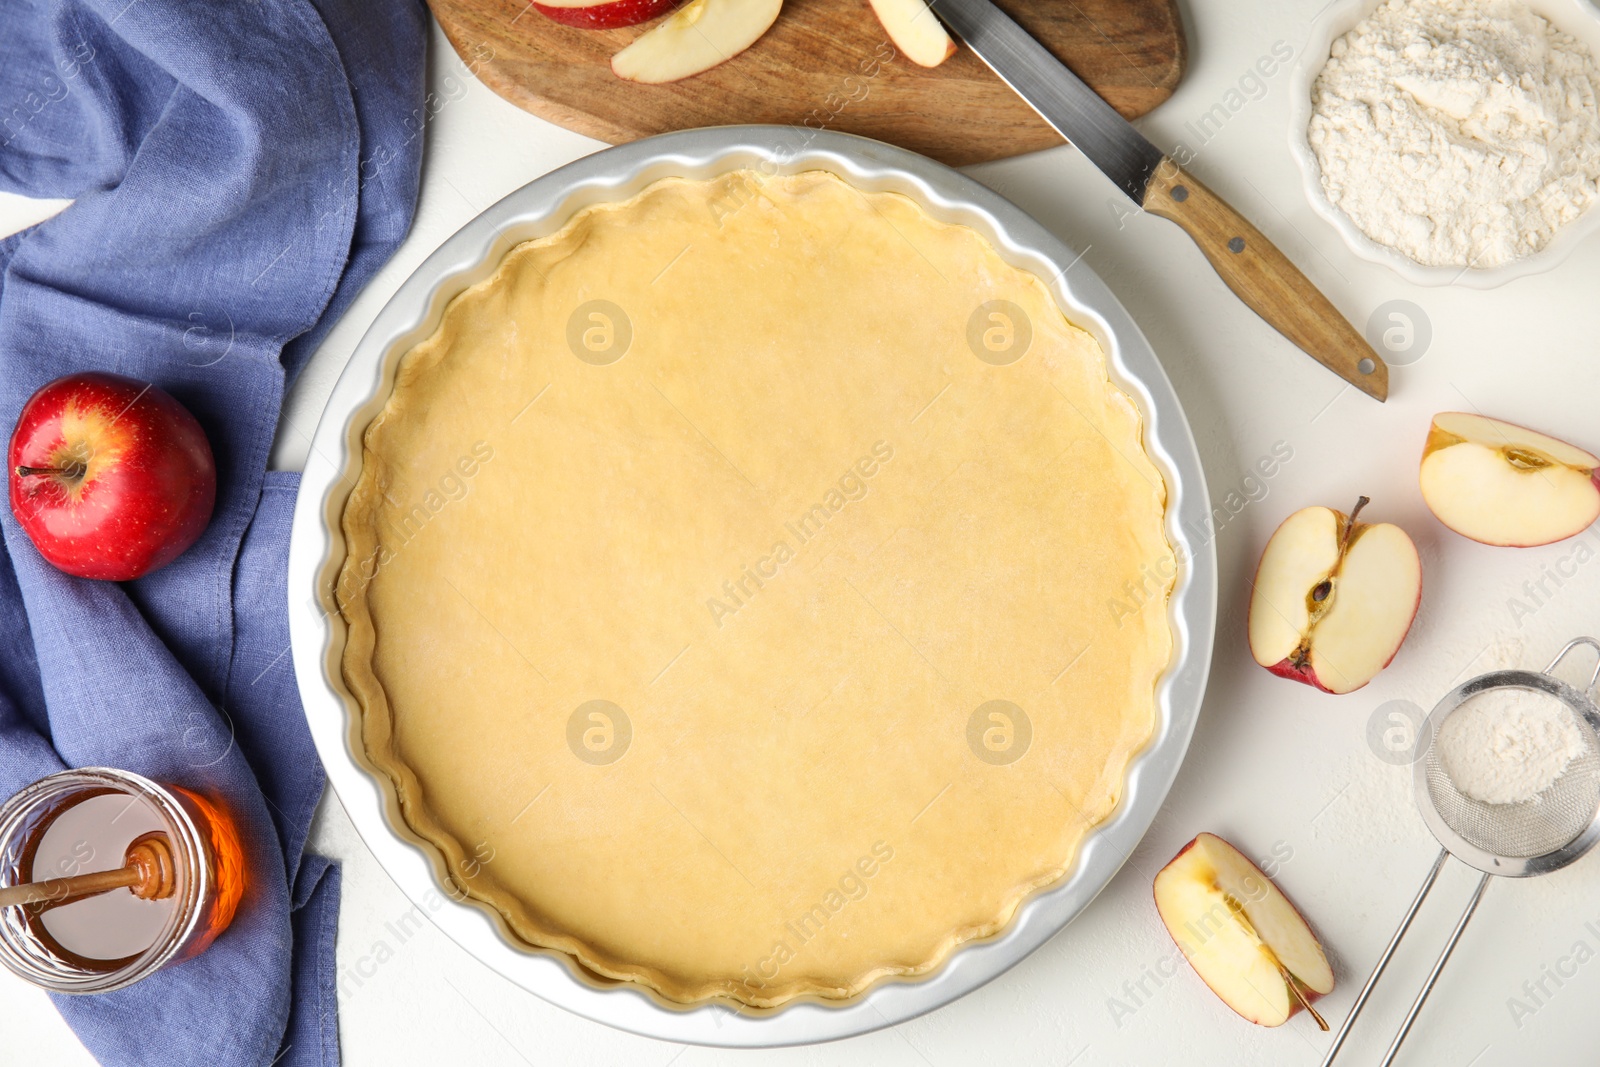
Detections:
[339, 170, 1175, 1008]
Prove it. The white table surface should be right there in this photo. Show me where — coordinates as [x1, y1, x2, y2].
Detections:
[5, 3, 1600, 1063]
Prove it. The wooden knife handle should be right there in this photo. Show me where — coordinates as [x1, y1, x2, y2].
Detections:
[1141, 160, 1388, 402]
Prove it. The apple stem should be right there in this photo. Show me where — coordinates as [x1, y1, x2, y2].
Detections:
[1307, 496, 1372, 612]
[1342, 496, 1370, 545]
[1279, 963, 1329, 1031]
[15, 463, 86, 481]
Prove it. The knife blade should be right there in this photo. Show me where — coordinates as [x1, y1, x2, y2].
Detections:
[926, 0, 1388, 401]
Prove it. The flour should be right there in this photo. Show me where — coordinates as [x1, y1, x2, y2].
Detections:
[1436, 688, 1586, 804]
[1308, 0, 1600, 267]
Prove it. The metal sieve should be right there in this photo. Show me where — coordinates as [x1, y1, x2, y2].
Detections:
[1323, 636, 1600, 1067]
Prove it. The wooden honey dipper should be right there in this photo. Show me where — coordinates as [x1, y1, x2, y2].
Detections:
[0, 832, 176, 912]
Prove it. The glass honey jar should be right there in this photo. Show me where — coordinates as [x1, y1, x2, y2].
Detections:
[0, 767, 244, 993]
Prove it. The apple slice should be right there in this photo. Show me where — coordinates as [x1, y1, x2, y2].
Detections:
[611, 0, 782, 83]
[867, 0, 956, 68]
[1154, 833, 1334, 1028]
[1248, 498, 1421, 695]
[1419, 412, 1600, 547]
[534, 0, 687, 29]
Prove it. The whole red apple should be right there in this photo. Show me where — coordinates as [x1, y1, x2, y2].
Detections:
[8, 372, 216, 581]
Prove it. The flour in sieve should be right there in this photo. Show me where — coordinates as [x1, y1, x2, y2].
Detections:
[1436, 688, 1585, 804]
[1308, 0, 1600, 268]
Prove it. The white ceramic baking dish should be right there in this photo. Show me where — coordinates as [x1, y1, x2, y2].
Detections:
[287, 125, 1217, 1047]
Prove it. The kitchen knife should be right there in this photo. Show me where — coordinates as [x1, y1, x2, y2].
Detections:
[926, 0, 1388, 401]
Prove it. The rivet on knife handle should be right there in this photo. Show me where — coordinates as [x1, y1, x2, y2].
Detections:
[1142, 161, 1388, 401]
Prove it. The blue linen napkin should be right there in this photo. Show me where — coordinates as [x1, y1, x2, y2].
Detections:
[0, 0, 426, 1063]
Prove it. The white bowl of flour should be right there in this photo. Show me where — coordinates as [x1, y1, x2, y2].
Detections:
[1289, 0, 1600, 287]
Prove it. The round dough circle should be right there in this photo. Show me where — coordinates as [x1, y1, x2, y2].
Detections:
[338, 171, 1174, 1007]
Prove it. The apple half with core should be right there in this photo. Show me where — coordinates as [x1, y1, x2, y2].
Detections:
[1154, 833, 1334, 1028]
[867, 0, 956, 67]
[1248, 498, 1421, 695]
[9, 372, 216, 581]
[611, 0, 782, 83]
[1420, 411, 1600, 547]
[534, 0, 686, 28]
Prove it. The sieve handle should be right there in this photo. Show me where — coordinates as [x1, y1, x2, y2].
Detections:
[1320, 849, 1447, 1067]
[1378, 871, 1492, 1067]
[1544, 636, 1600, 695]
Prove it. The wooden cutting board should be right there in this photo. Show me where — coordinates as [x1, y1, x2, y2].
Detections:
[430, 0, 1185, 166]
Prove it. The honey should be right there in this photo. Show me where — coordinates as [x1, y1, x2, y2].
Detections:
[0, 768, 244, 993]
